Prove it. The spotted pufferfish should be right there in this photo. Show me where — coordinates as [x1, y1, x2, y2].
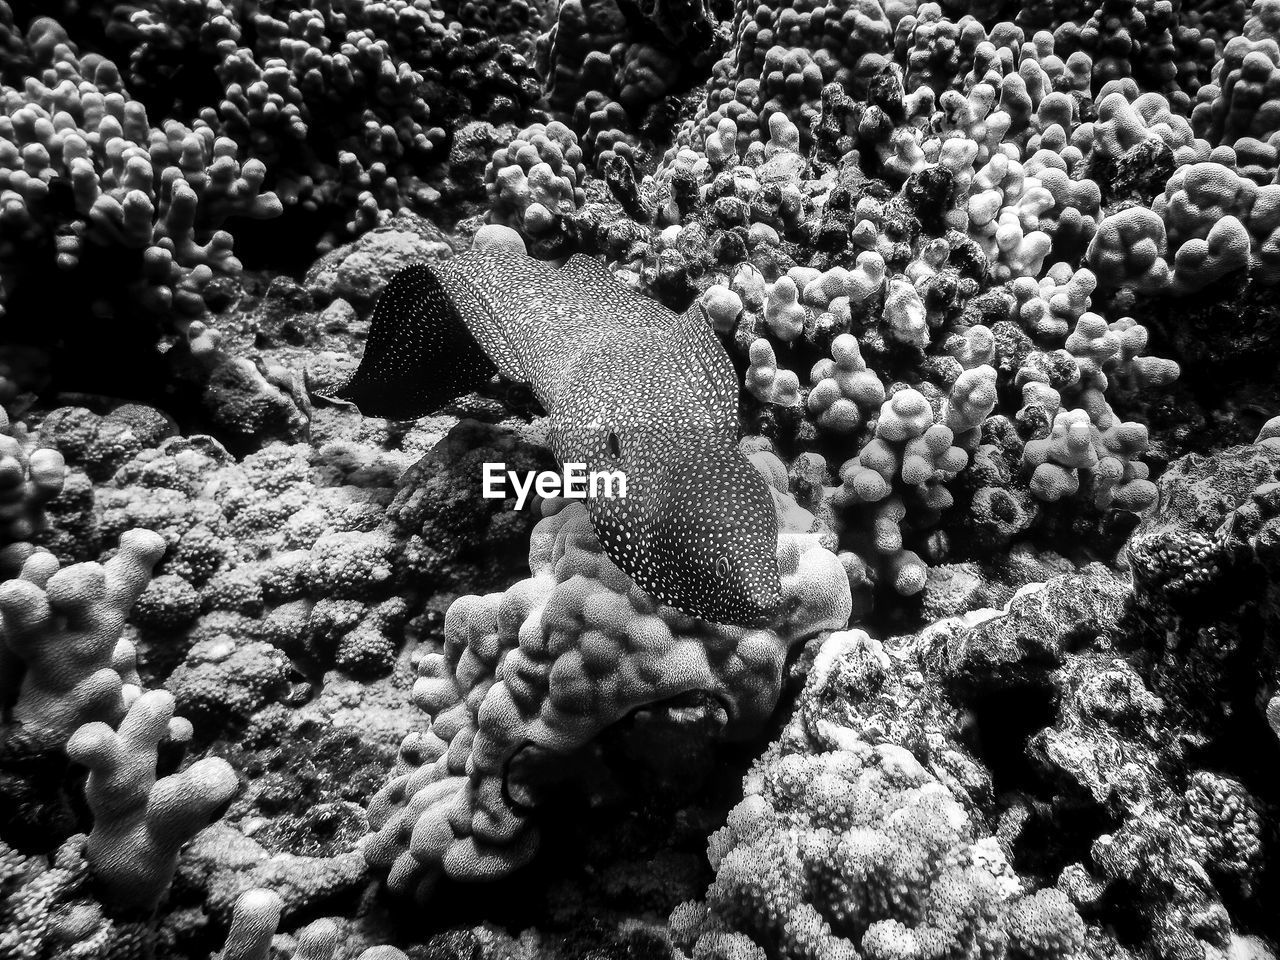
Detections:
[333, 226, 784, 627]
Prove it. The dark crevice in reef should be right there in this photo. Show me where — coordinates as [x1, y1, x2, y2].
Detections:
[1093, 877, 1158, 949]
[0, 723, 84, 854]
[1009, 795, 1119, 889]
[962, 684, 1059, 796]
[232, 212, 343, 277]
[1135, 275, 1280, 456]
[3, 253, 173, 401]
[7, 1, 110, 52]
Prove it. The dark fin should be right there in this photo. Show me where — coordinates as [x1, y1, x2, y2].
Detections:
[433, 260, 529, 383]
[672, 301, 741, 444]
[336, 263, 498, 421]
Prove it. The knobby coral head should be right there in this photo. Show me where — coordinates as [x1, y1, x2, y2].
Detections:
[361, 491, 850, 899]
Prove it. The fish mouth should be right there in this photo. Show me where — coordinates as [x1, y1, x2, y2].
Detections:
[731, 596, 789, 629]
[695, 602, 780, 629]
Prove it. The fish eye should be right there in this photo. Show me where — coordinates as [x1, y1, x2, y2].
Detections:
[715, 555, 731, 578]
[606, 430, 621, 459]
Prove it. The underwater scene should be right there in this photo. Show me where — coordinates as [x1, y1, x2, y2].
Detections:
[2, 0, 1280, 957]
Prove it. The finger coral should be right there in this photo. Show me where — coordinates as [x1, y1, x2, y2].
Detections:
[1, 529, 164, 740]
[0, 12, 282, 392]
[68, 688, 238, 912]
[537, 0, 720, 169]
[484, 121, 586, 255]
[598, 0, 1193, 615]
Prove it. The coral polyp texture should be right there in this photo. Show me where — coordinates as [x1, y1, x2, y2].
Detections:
[364, 489, 850, 898]
[69, 688, 238, 912]
[0, 0, 1279, 956]
[1, 528, 164, 740]
[673, 629, 1086, 960]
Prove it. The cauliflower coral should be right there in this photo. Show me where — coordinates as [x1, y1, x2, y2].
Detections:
[673, 629, 1085, 960]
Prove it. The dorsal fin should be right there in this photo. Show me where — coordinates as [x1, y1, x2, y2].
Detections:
[558, 253, 620, 289]
[558, 254, 671, 327]
[560, 254, 741, 440]
[333, 262, 498, 420]
[670, 301, 741, 444]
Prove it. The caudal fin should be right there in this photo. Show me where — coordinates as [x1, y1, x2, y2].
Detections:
[334, 262, 498, 420]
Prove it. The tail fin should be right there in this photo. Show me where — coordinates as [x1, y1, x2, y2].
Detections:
[333, 262, 498, 420]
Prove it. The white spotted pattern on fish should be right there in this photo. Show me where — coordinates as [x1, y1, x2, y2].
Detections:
[337, 245, 783, 627]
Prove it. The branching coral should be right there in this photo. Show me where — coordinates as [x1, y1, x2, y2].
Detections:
[211, 887, 412, 960]
[746, 338, 802, 407]
[0, 407, 64, 556]
[69, 688, 238, 912]
[0, 0, 555, 401]
[826, 388, 970, 596]
[70, 0, 543, 241]
[579, 0, 1198, 617]
[1192, 6, 1280, 150]
[1153, 161, 1280, 287]
[1022, 408, 1157, 510]
[807, 333, 886, 432]
[0, 11, 281, 382]
[537, 0, 721, 169]
[0, 520, 242, 925]
[0, 529, 164, 740]
[213, 888, 283, 960]
[484, 121, 586, 255]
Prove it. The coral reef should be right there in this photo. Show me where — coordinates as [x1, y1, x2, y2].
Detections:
[69, 689, 238, 912]
[364, 486, 851, 898]
[1, 529, 164, 741]
[0, 0, 1278, 956]
[0, 11, 282, 396]
[673, 628, 1084, 960]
